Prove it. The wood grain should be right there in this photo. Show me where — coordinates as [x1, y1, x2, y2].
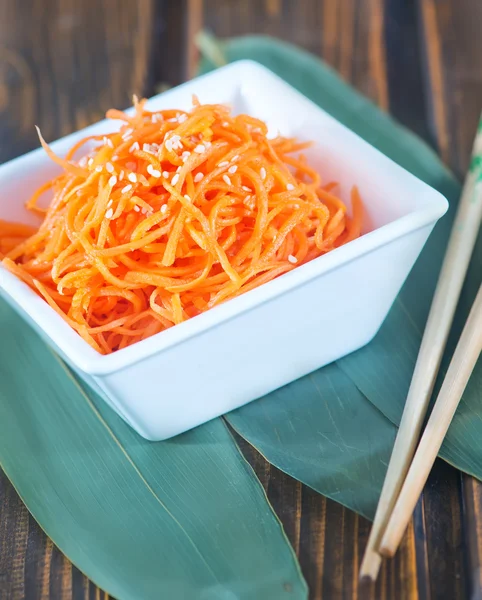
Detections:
[0, 0, 481, 599]
[0, 0, 162, 159]
[419, 0, 482, 177]
[464, 478, 482, 600]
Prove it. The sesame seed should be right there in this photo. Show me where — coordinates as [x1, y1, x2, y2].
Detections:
[182, 151, 191, 162]
[143, 143, 154, 154]
[107, 199, 113, 208]
[103, 136, 114, 148]
[106, 162, 114, 173]
[95, 165, 102, 173]
[111, 155, 119, 161]
[128, 172, 137, 183]
[105, 208, 114, 219]
[133, 205, 140, 212]
[194, 144, 205, 154]
[129, 141, 140, 153]
[223, 174, 231, 186]
[287, 183, 295, 191]
[218, 161, 229, 168]
[108, 175, 117, 187]
[160, 204, 168, 214]
[162, 171, 169, 179]
[228, 165, 237, 174]
[260, 167, 267, 180]
[178, 114, 188, 123]
[121, 184, 132, 194]
[168, 117, 178, 123]
[119, 170, 124, 181]
[171, 173, 180, 186]
[122, 128, 133, 140]
[288, 254, 298, 264]
[78, 156, 88, 167]
[194, 172, 204, 183]
[184, 194, 191, 202]
[88, 158, 94, 167]
[231, 155, 239, 162]
[165, 134, 183, 151]
[204, 141, 212, 148]
[242, 186, 251, 192]
[222, 121, 229, 127]
[147, 164, 161, 178]
[176, 166, 181, 173]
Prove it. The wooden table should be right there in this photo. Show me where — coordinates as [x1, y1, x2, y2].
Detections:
[0, 1, 480, 598]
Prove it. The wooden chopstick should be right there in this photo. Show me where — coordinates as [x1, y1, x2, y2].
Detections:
[380, 284, 482, 555]
[360, 114, 482, 580]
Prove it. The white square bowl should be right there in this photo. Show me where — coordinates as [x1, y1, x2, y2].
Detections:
[0, 60, 448, 440]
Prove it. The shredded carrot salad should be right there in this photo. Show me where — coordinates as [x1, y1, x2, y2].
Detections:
[0, 97, 363, 354]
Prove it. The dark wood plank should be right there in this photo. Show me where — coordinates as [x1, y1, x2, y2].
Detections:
[419, 0, 482, 177]
[422, 463, 465, 599]
[384, 0, 431, 140]
[0, 472, 30, 599]
[0, 0, 163, 159]
[463, 478, 482, 600]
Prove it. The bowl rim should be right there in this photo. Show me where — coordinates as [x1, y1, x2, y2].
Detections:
[0, 60, 449, 375]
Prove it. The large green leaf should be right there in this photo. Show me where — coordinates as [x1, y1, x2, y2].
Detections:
[0, 299, 307, 599]
[199, 36, 482, 496]
[228, 364, 397, 520]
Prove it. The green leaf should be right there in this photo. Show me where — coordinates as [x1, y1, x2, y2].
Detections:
[227, 364, 396, 520]
[0, 299, 307, 600]
[199, 35, 482, 503]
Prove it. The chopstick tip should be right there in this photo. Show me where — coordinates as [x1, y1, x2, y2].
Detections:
[359, 550, 382, 581]
[379, 542, 396, 558]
